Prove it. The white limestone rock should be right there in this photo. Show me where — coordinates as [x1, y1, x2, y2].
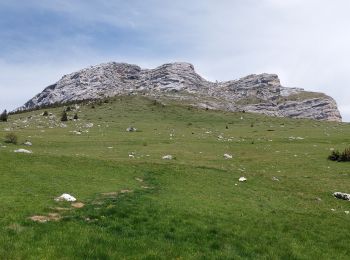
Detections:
[223, 153, 233, 159]
[55, 193, 77, 202]
[24, 141, 32, 146]
[14, 149, 32, 154]
[18, 62, 342, 122]
[333, 192, 350, 201]
[126, 127, 137, 132]
[239, 177, 247, 182]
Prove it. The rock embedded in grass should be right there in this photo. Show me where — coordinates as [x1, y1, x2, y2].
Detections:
[223, 153, 233, 159]
[55, 193, 77, 202]
[162, 155, 173, 160]
[126, 127, 137, 132]
[24, 141, 32, 146]
[333, 192, 350, 201]
[239, 177, 247, 182]
[14, 149, 32, 154]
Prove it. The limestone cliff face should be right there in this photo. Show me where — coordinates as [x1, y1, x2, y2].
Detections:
[20, 62, 342, 122]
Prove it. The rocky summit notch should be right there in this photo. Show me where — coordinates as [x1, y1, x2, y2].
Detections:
[20, 62, 342, 122]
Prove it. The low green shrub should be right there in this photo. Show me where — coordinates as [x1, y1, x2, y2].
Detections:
[328, 148, 350, 162]
[340, 148, 350, 162]
[4, 132, 18, 144]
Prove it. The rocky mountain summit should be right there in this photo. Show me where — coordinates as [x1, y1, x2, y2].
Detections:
[20, 62, 342, 122]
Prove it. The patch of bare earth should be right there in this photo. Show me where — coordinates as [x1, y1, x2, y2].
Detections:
[71, 202, 85, 208]
[7, 223, 25, 233]
[141, 186, 153, 189]
[101, 192, 118, 196]
[120, 189, 133, 194]
[51, 207, 71, 212]
[101, 189, 133, 197]
[30, 213, 61, 223]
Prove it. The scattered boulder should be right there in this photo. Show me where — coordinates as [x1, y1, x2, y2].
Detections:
[223, 153, 233, 159]
[126, 127, 137, 132]
[333, 192, 350, 201]
[239, 177, 247, 182]
[272, 176, 280, 181]
[55, 193, 77, 202]
[24, 141, 32, 146]
[14, 149, 32, 154]
[162, 155, 173, 160]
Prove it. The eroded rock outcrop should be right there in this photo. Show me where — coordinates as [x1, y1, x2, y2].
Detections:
[19, 62, 342, 122]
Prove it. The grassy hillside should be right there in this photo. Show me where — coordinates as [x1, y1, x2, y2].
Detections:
[1, 96, 350, 259]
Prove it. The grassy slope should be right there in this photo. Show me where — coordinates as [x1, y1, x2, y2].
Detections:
[0, 96, 350, 259]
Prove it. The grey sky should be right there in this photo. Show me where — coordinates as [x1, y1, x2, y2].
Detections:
[0, 0, 349, 121]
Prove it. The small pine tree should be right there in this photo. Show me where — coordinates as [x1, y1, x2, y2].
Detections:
[73, 113, 78, 120]
[0, 110, 8, 122]
[65, 106, 71, 112]
[61, 111, 68, 122]
[43, 111, 49, 116]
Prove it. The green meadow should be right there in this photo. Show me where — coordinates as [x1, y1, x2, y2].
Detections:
[1, 96, 350, 259]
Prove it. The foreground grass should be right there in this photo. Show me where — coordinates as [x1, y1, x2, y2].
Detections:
[1, 96, 350, 259]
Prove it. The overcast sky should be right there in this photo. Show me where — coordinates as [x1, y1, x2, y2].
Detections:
[1, 0, 349, 121]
